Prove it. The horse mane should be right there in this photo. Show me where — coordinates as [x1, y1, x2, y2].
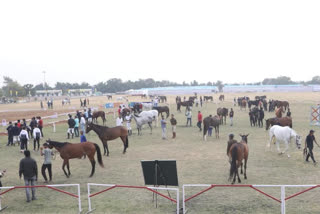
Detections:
[48, 140, 70, 148]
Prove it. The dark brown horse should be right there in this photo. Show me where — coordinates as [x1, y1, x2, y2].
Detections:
[203, 115, 220, 140]
[46, 140, 104, 178]
[203, 96, 213, 101]
[92, 111, 106, 125]
[217, 107, 228, 125]
[177, 101, 193, 112]
[152, 106, 170, 118]
[275, 100, 289, 111]
[219, 95, 225, 101]
[228, 134, 249, 184]
[86, 122, 129, 156]
[265, 117, 292, 130]
[107, 95, 112, 100]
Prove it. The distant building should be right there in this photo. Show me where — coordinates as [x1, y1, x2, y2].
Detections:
[35, 90, 62, 97]
[68, 89, 93, 96]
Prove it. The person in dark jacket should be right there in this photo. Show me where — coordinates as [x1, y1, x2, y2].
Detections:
[12, 123, 20, 146]
[6, 121, 13, 146]
[19, 150, 38, 202]
[67, 115, 75, 139]
[29, 117, 37, 139]
[305, 130, 320, 164]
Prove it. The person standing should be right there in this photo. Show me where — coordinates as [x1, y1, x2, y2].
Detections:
[197, 111, 203, 131]
[116, 115, 123, 126]
[160, 116, 167, 140]
[287, 107, 291, 117]
[229, 108, 234, 126]
[19, 150, 38, 202]
[80, 114, 86, 133]
[29, 117, 37, 139]
[12, 123, 20, 146]
[305, 130, 320, 164]
[88, 108, 93, 123]
[40, 143, 53, 183]
[19, 126, 29, 152]
[186, 108, 192, 127]
[83, 98, 87, 107]
[74, 116, 80, 137]
[125, 112, 132, 136]
[170, 114, 177, 139]
[80, 131, 87, 159]
[118, 106, 121, 117]
[38, 116, 44, 137]
[67, 115, 75, 139]
[33, 125, 42, 151]
[40, 101, 43, 109]
[200, 96, 203, 107]
[6, 121, 13, 146]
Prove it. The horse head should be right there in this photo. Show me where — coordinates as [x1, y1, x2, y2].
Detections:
[46, 139, 54, 149]
[86, 122, 93, 133]
[239, 134, 249, 143]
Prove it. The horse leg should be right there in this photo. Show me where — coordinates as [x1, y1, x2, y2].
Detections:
[105, 141, 110, 156]
[285, 141, 290, 158]
[148, 122, 152, 134]
[120, 136, 127, 154]
[62, 160, 69, 178]
[66, 160, 71, 176]
[240, 162, 243, 174]
[276, 140, 282, 154]
[237, 168, 241, 183]
[244, 159, 247, 179]
[89, 157, 96, 177]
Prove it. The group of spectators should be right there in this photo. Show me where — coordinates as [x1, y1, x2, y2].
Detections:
[66, 108, 92, 139]
[6, 117, 44, 152]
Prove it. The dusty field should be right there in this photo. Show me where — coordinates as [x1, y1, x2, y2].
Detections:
[0, 92, 320, 213]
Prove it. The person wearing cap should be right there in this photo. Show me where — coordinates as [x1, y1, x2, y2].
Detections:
[305, 130, 320, 164]
[227, 134, 237, 156]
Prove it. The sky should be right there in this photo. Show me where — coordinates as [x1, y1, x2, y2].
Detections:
[0, 0, 320, 87]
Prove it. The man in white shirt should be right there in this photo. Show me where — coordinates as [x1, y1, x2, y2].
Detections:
[125, 112, 132, 136]
[116, 115, 123, 126]
[19, 126, 29, 152]
[33, 125, 42, 151]
[80, 114, 86, 133]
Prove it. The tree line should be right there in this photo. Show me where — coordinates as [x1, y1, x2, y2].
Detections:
[1, 75, 320, 97]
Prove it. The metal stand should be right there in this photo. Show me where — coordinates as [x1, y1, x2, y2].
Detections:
[152, 160, 172, 208]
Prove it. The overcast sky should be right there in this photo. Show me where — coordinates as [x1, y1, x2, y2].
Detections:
[0, 0, 319, 87]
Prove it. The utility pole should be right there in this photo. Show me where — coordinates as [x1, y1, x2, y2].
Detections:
[42, 71, 47, 96]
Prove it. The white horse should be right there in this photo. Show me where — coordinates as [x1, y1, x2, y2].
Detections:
[141, 103, 153, 111]
[268, 125, 302, 158]
[138, 110, 158, 127]
[131, 114, 153, 135]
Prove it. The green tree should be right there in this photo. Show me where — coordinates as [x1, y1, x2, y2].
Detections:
[2, 76, 25, 97]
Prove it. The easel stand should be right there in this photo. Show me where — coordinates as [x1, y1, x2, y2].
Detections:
[152, 161, 172, 208]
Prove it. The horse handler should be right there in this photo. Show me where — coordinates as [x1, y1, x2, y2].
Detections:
[170, 114, 177, 139]
[40, 143, 54, 183]
[305, 130, 320, 164]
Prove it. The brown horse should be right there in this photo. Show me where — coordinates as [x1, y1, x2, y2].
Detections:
[203, 115, 220, 140]
[275, 106, 284, 118]
[92, 111, 106, 125]
[152, 106, 170, 118]
[217, 107, 228, 125]
[46, 140, 104, 178]
[228, 134, 249, 184]
[86, 122, 128, 156]
[265, 117, 292, 130]
[107, 95, 112, 100]
[275, 100, 289, 111]
[219, 95, 225, 101]
[177, 101, 193, 112]
[240, 99, 247, 110]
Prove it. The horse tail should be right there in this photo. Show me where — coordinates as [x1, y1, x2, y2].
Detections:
[230, 146, 238, 179]
[125, 135, 129, 148]
[94, 143, 104, 168]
